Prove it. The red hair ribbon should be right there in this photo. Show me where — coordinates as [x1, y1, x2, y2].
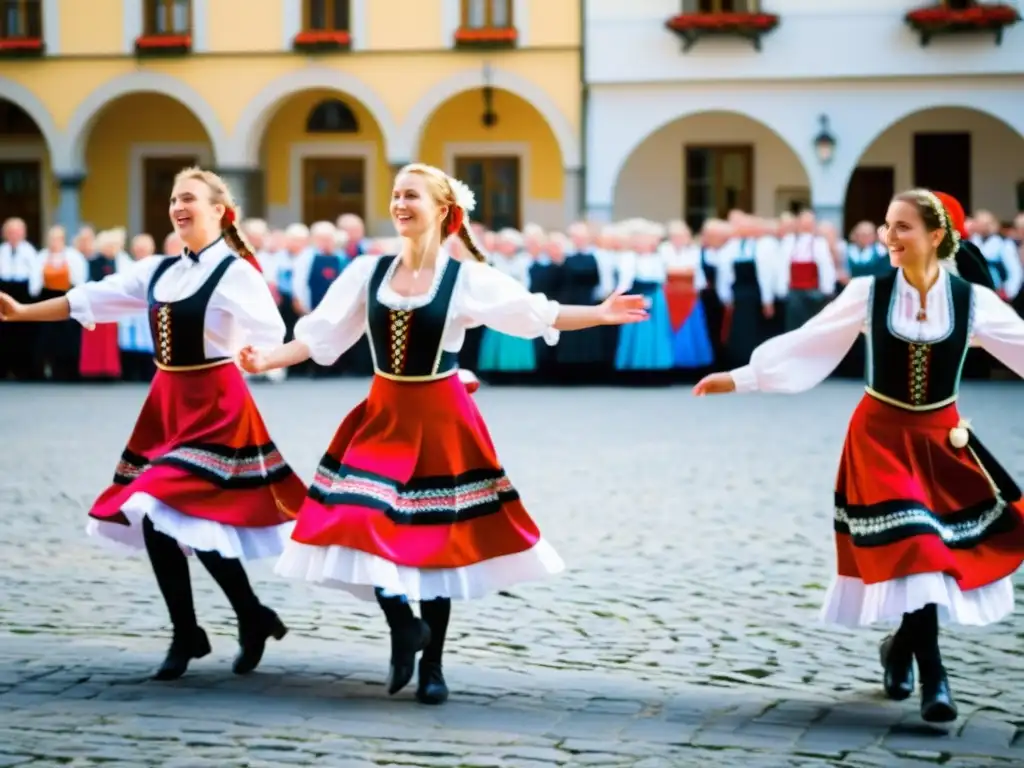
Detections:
[931, 191, 967, 239]
[446, 206, 464, 237]
[222, 207, 237, 227]
[240, 252, 262, 274]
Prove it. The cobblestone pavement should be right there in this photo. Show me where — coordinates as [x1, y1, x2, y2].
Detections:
[2, 378, 1024, 767]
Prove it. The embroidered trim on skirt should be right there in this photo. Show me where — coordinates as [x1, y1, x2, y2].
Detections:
[86, 362, 307, 560]
[822, 394, 1024, 627]
[275, 374, 564, 600]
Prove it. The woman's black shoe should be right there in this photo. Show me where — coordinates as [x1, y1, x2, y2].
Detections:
[387, 618, 431, 695]
[233, 606, 288, 675]
[415, 660, 449, 705]
[920, 674, 958, 723]
[153, 626, 211, 681]
[879, 633, 914, 701]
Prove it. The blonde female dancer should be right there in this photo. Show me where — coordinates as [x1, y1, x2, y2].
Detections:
[694, 189, 1024, 723]
[240, 163, 647, 704]
[0, 168, 306, 680]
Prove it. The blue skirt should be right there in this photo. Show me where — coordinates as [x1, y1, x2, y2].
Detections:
[614, 283, 674, 371]
[673, 298, 714, 369]
[478, 328, 537, 372]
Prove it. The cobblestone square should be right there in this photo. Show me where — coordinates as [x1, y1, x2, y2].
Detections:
[1, 379, 1023, 767]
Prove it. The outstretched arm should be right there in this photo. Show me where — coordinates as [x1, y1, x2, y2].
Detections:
[971, 284, 1024, 377]
[694, 276, 870, 396]
[459, 261, 646, 345]
[0, 292, 70, 322]
[239, 256, 376, 374]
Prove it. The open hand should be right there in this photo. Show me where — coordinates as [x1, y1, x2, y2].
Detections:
[599, 291, 649, 326]
[0, 291, 24, 321]
[693, 372, 736, 396]
[238, 345, 269, 375]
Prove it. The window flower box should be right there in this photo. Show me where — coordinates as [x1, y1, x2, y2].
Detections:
[904, 3, 1021, 46]
[0, 37, 44, 58]
[292, 29, 352, 53]
[665, 12, 780, 51]
[454, 26, 517, 49]
[135, 34, 192, 56]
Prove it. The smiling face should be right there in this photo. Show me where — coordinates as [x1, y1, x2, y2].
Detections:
[169, 176, 223, 247]
[390, 171, 449, 240]
[882, 199, 946, 269]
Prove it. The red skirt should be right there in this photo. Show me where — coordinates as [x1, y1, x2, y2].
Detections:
[834, 395, 1024, 591]
[89, 361, 307, 530]
[290, 374, 546, 569]
[79, 323, 121, 379]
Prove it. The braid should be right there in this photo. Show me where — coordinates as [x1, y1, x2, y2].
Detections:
[456, 218, 487, 263]
[221, 208, 262, 273]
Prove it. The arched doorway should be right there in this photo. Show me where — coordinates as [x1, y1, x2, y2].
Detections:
[844, 107, 1024, 233]
[414, 87, 566, 231]
[0, 99, 50, 245]
[612, 110, 811, 231]
[250, 88, 388, 230]
[77, 93, 215, 244]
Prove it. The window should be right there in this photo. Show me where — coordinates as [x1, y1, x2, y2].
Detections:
[304, 0, 350, 31]
[682, 0, 760, 12]
[461, 0, 512, 29]
[145, 0, 190, 35]
[683, 145, 753, 233]
[306, 99, 359, 134]
[454, 156, 520, 230]
[1, 0, 42, 38]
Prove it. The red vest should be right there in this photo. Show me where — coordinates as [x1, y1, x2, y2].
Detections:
[789, 261, 819, 291]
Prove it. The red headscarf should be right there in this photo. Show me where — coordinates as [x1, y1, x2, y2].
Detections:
[931, 191, 968, 239]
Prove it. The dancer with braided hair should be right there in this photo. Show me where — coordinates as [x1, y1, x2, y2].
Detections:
[693, 189, 1024, 723]
[239, 163, 648, 704]
[0, 167, 307, 681]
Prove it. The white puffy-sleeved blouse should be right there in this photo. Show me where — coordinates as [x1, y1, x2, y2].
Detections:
[294, 252, 561, 367]
[65, 238, 286, 356]
[730, 270, 1024, 394]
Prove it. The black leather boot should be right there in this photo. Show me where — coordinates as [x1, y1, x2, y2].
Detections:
[416, 659, 449, 705]
[920, 671, 958, 723]
[153, 626, 212, 681]
[387, 618, 431, 695]
[879, 632, 914, 701]
[233, 605, 288, 675]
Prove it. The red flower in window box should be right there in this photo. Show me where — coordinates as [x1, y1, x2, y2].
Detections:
[454, 26, 518, 48]
[135, 34, 192, 56]
[0, 37, 44, 57]
[293, 29, 352, 52]
[904, 3, 1020, 45]
[665, 12, 780, 52]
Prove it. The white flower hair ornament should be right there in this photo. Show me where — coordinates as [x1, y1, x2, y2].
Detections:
[448, 177, 477, 213]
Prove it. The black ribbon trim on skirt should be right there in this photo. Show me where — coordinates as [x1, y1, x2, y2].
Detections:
[112, 443, 294, 489]
[309, 456, 520, 525]
[834, 492, 1020, 549]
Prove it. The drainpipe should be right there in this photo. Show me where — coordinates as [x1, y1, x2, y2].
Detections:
[578, 0, 588, 220]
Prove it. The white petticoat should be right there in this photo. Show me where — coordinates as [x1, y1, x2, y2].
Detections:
[86, 491, 296, 561]
[273, 538, 565, 602]
[821, 572, 1016, 628]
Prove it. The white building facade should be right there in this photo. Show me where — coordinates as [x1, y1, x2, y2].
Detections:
[584, 0, 1024, 234]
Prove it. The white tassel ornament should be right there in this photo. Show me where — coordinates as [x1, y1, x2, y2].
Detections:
[949, 418, 971, 449]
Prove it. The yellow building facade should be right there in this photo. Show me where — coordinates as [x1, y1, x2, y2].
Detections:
[0, 0, 581, 245]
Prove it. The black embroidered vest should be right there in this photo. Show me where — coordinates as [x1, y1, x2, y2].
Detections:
[865, 270, 974, 410]
[148, 255, 236, 368]
[366, 255, 462, 379]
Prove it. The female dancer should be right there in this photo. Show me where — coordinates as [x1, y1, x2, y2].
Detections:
[0, 167, 307, 681]
[693, 189, 1024, 723]
[239, 163, 647, 705]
